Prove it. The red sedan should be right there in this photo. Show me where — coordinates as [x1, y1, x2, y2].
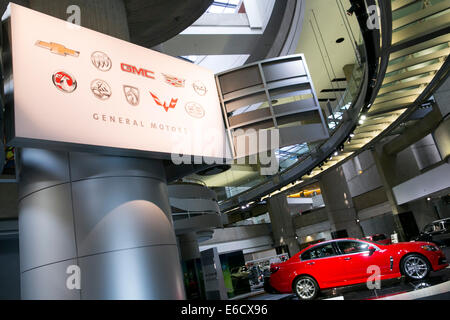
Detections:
[267, 238, 448, 300]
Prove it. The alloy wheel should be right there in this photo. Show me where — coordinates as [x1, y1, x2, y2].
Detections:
[295, 278, 317, 300]
[404, 256, 429, 280]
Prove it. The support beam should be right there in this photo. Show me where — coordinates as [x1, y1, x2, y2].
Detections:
[383, 106, 443, 156]
[268, 194, 300, 256]
[319, 166, 363, 239]
[16, 1, 185, 300]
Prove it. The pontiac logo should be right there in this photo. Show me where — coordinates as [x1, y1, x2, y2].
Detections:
[185, 102, 205, 119]
[91, 51, 112, 71]
[35, 41, 80, 57]
[193, 81, 207, 96]
[121, 63, 155, 79]
[52, 71, 77, 93]
[150, 92, 178, 112]
[162, 73, 185, 88]
[123, 86, 140, 106]
[91, 79, 112, 100]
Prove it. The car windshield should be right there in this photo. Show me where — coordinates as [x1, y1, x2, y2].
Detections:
[362, 239, 387, 246]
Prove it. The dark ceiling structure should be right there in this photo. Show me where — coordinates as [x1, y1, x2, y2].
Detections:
[0, 0, 214, 48]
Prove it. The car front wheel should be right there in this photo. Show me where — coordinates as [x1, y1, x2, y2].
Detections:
[401, 254, 431, 280]
[293, 276, 319, 300]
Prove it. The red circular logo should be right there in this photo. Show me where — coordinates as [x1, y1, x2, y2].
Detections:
[52, 71, 77, 93]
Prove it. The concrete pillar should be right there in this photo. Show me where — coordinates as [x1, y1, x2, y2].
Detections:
[18, 150, 185, 300]
[319, 166, 363, 238]
[372, 147, 409, 241]
[407, 198, 440, 230]
[410, 134, 442, 171]
[434, 72, 450, 117]
[17, 0, 185, 300]
[434, 117, 450, 161]
[268, 194, 300, 256]
[178, 232, 201, 262]
[178, 232, 207, 300]
[434, 70, 450, 160]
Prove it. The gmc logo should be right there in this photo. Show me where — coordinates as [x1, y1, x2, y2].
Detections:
[121, 63, 155, 79]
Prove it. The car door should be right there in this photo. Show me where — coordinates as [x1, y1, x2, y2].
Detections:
[335, 240, 389, 284]
[300, 242, 342, 288]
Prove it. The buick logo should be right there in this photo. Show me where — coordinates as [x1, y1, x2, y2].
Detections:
[123, 85, 140, 106]
[91, 51, 112, 71]
[91, 79, 112, 100]
[52, 71, 77, 93]
[185, 102, 205, 119]
[193, 81, 207, 96]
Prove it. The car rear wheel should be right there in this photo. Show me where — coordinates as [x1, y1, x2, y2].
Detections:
[401, 254, 431, 280]
[294, 276, 319, 300]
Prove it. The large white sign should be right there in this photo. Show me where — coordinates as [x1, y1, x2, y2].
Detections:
[7, 4, 232, 160]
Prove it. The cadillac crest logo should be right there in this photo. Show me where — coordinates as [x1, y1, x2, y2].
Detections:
[150, 92, 178, 112]
[185, 102, 205, 119]
[123, 85, 140, 106]
[91, 79, 112, 100]
[162, 73, 185, 88]
[193, 80, 207, 96]
[91, 51, 112, 71]
[52, 71, 77, 93]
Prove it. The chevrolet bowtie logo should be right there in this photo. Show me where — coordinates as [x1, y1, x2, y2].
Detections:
[35, 41, 80, 57]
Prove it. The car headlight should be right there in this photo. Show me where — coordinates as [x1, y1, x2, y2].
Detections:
[421, 245, 439, 251]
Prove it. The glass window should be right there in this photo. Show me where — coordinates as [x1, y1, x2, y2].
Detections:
[442, 220, 450, 231]
[337, 241, 370, 254]
[423, 224, 434, 233]
[301, 243, 336, 261]
[371, 234, 386, 241]
[434, 222, 444, 232]
[207, 1, 240, 14]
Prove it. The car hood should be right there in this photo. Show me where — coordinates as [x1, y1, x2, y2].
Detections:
[386, 241, 435, 249]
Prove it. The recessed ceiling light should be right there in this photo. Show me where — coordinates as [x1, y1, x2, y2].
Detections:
[336, 37, 345, 43]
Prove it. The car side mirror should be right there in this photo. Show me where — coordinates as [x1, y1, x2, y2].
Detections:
[368, 246, 376, 256]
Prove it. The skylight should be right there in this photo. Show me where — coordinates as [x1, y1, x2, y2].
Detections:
[207, 0, 242, 14]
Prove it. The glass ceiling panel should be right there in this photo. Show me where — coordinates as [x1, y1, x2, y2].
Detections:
[207, 1, 242, 14]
